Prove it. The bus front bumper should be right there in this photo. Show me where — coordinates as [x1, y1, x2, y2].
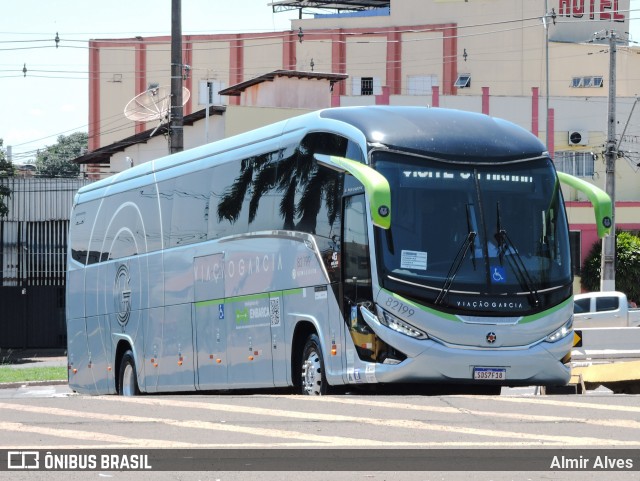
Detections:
[357, 306, 572, 387]
[369, 335, 572, 386]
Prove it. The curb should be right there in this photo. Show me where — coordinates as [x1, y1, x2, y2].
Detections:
[0, 380, 68, 390]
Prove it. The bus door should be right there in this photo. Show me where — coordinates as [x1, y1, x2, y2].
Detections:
[341, 194, 378, 364]
[193, 253, 228, 390]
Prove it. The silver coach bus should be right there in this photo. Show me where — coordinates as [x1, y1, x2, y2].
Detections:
[66, 106, 612, 395]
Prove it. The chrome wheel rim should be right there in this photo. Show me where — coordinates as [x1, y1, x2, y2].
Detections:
[301, 349, 323, 395]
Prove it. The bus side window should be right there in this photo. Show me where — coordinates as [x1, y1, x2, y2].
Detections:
[343, 194, 372, 300]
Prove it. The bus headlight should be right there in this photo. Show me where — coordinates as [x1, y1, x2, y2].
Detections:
[379, 310, 428, 339]
[546, 316, 573, 343]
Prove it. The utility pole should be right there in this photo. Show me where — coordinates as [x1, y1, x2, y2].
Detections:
[544, 1, 550, 152]
[600, 30, 618, 291]
[169, 0, 184, 154]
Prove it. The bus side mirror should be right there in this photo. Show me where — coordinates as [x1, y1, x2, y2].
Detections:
[315, 154, 391, 229]
[557, 171, 612, 238]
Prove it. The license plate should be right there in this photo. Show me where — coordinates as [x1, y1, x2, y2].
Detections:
[473, 367, 506, 380]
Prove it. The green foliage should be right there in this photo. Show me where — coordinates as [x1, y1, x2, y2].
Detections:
[0, 138, 14, 217]
[581, 231, 640, 303]
[580, 239, 601, 292]
[35, 132, 87, 178]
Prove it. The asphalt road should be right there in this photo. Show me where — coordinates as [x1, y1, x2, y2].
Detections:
[0, 384, 637, 481]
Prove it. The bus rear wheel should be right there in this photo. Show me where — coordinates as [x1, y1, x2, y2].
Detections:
[118, 350, 140, 396]
[300, 334, 329, 395]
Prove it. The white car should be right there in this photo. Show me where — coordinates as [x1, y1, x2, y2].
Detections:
[573, 291, 640, 328]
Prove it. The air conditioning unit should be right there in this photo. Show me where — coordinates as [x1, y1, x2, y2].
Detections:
[568, 130, 588, 146]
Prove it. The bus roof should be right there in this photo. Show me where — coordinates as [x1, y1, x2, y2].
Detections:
[320, 106, 548, 162]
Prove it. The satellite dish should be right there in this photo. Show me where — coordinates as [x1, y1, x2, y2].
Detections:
[124, 86, 191, 122]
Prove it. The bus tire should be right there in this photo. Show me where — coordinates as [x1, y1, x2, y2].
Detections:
[300, 334, 329, 395]
[118, 350, 140, 396]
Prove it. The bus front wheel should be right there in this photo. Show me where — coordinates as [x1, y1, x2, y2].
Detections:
[118, 350, 140, 396]
[300, 334, 329, 395]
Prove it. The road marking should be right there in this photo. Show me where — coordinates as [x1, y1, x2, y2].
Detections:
[0, 401, 567, 448]
[0, 421, 180, 447]
[3, 395, 640, 448]
[93, 396, 640, 446]
[287, 395, 640, 431]
[456, 395, 640, 414]
[0, 402, 392, 447]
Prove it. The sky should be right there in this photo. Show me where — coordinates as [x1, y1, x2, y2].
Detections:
[0, 0, 294, 163]
[1, 0, 640, 163]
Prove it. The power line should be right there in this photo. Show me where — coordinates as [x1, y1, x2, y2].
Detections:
[3, 6, 640, 155]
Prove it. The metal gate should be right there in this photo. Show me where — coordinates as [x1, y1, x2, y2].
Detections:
[0, 286, 66, 349]
[0, 178, 89, 349]
[0, 219, 69, 348]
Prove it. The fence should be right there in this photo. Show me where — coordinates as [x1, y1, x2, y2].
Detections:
[0, 177, 90, 348]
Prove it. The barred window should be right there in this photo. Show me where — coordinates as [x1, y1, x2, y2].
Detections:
[361, 77, 374, 96]
[554, 151, 595, 177]
[351, 77, 381, 96]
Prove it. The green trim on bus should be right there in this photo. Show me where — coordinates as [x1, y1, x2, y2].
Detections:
[557, 171, 612, 238]
[518, 297, 572, 324]
[380, 289, 460, 322]
[195, 298, 225, 308]
[195, 288, 305, 308]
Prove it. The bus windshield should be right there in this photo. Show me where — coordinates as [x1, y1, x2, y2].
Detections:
[374, 150, 572, 314]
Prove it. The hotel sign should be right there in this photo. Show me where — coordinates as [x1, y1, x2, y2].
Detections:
[550, 0, 629, 43]
[557, 0, 625, 21]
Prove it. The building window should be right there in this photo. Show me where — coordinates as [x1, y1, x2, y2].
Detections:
[571, 76, 603, 88]
[352, 77, 382, 96]
[454, 74, 471, 88]
[554, 151, 595, 177]
[407, 75, 439, 95]
[361, 77, 374, 95]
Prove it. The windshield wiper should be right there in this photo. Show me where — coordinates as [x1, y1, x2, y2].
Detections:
[435, 204, 477, 305]
[495, 202, 540, 307]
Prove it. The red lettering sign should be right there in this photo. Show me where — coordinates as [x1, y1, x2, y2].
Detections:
[557, 0, 625, 22]
[601, 0, 625, 21]
[559, 0, 571, 16]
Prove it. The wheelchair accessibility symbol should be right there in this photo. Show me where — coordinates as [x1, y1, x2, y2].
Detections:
[491, 266, 506, 283]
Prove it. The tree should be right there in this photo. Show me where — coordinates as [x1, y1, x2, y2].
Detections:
[35, 132, 87, 178]
[0, 139, 14, 217]
[581, 231, 640, 303]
